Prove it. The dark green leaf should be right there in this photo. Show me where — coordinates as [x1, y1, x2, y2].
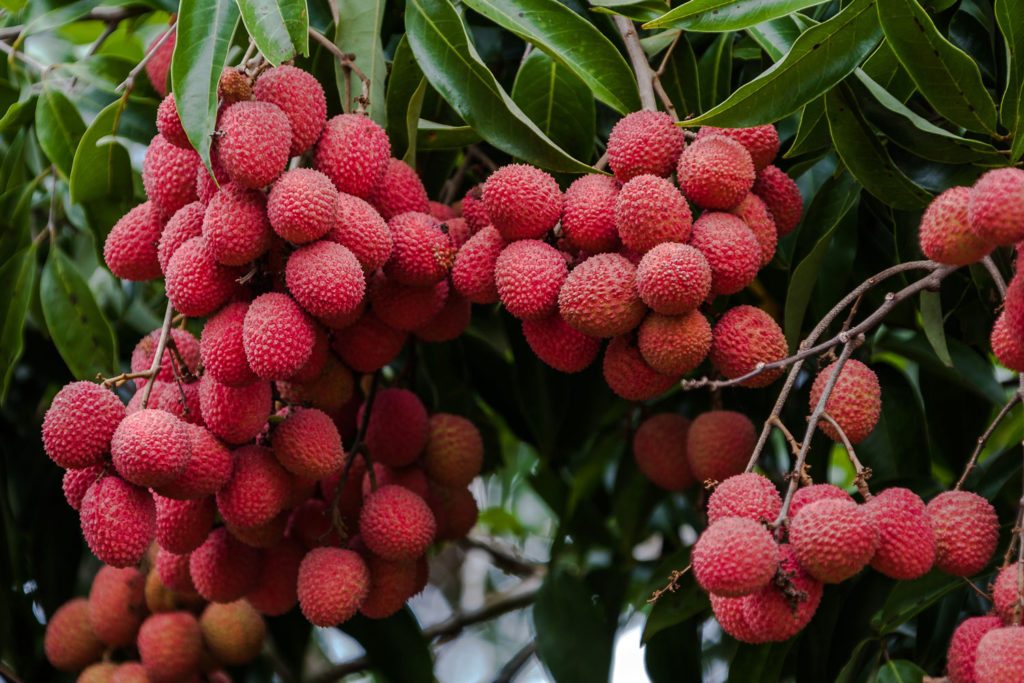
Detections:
[658, 33, 701, 119]
[172, 0, 240, 170]
[745, 15, 812, 61]
[405, 0, 595, 173]
[335, 0, 387, 125]
[728, 641, 794, 682]
[386, 35, 425, 159]
[402, 79, 428, 166]
[462, 0, 640, 115]
[511, 51, 595, 163]
[996, 0, 1023, 129]
[236, 0, 298, 65]
[69, 99, 133, 205]
[39, 247, 117, 379]
[645, 0, 828, 31]
[280, 0, 310, 56]
[341, 610, 433, 683]
[877, 0, 998, 134]
[870, 570, 963, 634]
[641, 577, 705, 643]
[35, 87, 86, 178]
[534, 570, 614, 683]
[921, 290, 954, 368]
[589, 0, 667, 22]
[697, 32, 733, 112]
[416, 120, 483, 150]
[682, 0, 882, 126]
[874, 660, 926, 683]
[0, 95, 36, 136]
[0, 243, 37, 403]
[0, 173, 43, 265]
[786, 96, 831, 156]
[644, 617, 702, 683]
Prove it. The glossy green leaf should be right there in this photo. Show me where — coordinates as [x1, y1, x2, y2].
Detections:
[641, 577, 705, 644]
[402, 79, 428, 166]
[172, 0, 239, 170]
[416, 120, 483, 150]
[645, 0, 828, 31]
[871, 570, 962, 634]
[334, 0, 386, 125]
[824, 84, 932, 210]
[682, 0, 882, 127]
[462, 0, 640, 115]
[511, 51, 595, 163]
[280, 0, 310, 55]
[996, 0, 1023, 128]
[920, 290, 953, 367]
[386, 35, 425, 159]
[659, 33, 701, 119]
[0, 173, 43, 266]
[875, 660, 926, 683]
[341, 610, 433, 683]
[405, 0, 595, 173]
[877, 0, 998, 135]
[20, 0, 100, 37]
[697, 32, 733, 112]
[236, 0, 298, 65]
[40, 247, 117, 380]
[0, 243, 37, 403]
[69, 99, 133, 205]
[534, 570, 614, 683]
[35, 87, 86, 178]
[786, 96, 830, 156]
[0, 95, 36, 136]
[745, 15, 812, 61]
[589, 0, 667, 22]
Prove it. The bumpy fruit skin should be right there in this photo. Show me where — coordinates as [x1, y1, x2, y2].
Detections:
[562, 174, 621, 252]
[359, 553, 420, 619]
[710, 594, 759, 643]
[927, 490, 999, 576]
[637, 310, 712, 376]
[278, 351, 354, 415]
[369, 273, 448, 331]
[809, 359, 881, 444]
[272, 407, 345, 479]
[200, 600, 266, 665]
[968, 167, 1024, 245]
[385, 211, 456, 286]
[143, 134, 199, 215]
[423, 413, 483, 487]
[867, 487, 936, 580]
[243, 292, 317, 380]
[788, 483, 853, 519]
[753, 165, 803, 237]
[992, 563, 1023, 623]
[217, 444, 293, 528]
[253, 64, 327, 156]
[331, 312, 408, 373]
[707, 473, 781, 524]
[614, 175, 692, 253]
[217, 101, 292, 188]
[946, 615, 1002, 683]
[789, 499, 877, 583]
[360, 485, 437, 561]
[460, 184, 489, 230]
[559, 253, 647, 337]
[607, 110, 685, 182]
[432, 484, 479, 540]
[992, 310, 1024, 371]
[743, 545, 823, 642]
[190, 527, 261, 603]
[196, 148, 231, 205]
[164, 236, 240, 317]
[80, 476, 155, 568]
[44, 598, 105, 671]
[79, 662, 119, 682]
[709, 305, 787, 387]
[362, 463, 430, 499]
[521, 313, 601, 373]
[360, 388, 429, 467]
[730, 192, 778, 266]
[452, 226, 504, 304]
[246, 538, 304, 615]
[635, 243, 712, 315]
[112, 661, 150, 682]
[692, 517, 779, 597]
[696, 125, 780, 172]
[974, 627, 1024, 682]
[689, 212, 761, 297]
[199, 374, 272, 444]
[131, 327, 200, 387]
[686, 410, 756, 482]
[369, 158, 430, 219]
[677, 135, 755, 210]
[154, 494, 214, 553]
[137, 611, 203, 683]
[440, 216, 473, 248]
[203, 182, 272, 266]
[110, 409, 191, 488]
[483, 164, 563, 240]
[125, 380, 202, 426]
[89, 566, 146, 648]
[105, 201, 166, 281]
[264, 169, 337, 246]
[219, 66, 253, 106]
[43, 381, 125, 469]
[326, 194, 392, 274]
[415, 292, 472, 342]
[919, 186, 993, 265]
[494, 240, 568, 320]
[632, 413, 694, 490]
[200, 302, 257, 387]
[286, 240, 365, 320]
[315, 114, 391, 199]
[156, 94, 189, 148]
[144, 28, 174, 96]
[156, 548, 199, 595]
[297, 547, 370, 626]
[63, 464, 104, 510]
[158, 422, 232, 499]
[603, 334, 679, 400]
[157, 201, 205, 274]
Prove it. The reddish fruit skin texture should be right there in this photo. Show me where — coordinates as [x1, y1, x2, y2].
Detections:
[272, 407, 345, 479]
[243, 292, 317, 380]
[79, 662, 119, 682]
[196, 148, 231, 205]
[867, 487, 936, 580]
[217, 445, 293, 528]
[327, 195, 392, 275]
[80, 476, 155, 568]
[559, 253, 647, 338]
[104, 201, 165, 281]
[359, 388, 429, 467]
[253, 65, 327, 156]
[200, 600, 266, 665]
[315, 113, 391, 198]
[359, 554, 419, 619]
[360, 485, 437, 561]
[521, 313, 601, 373]
[946, 615, 1002, 683]
[143, 134, 199, 215]
[927, 490, 999, 577]
[217, 101, 292, 188]
[369, 274, 448, 331]
[689, 212, 761, 297]
[968, 168, 1024, 245]
[919, 186, 993, 265]
[709, 305, 787, 387]
[483, 164, 563, 240]
[110, 409, 190, 488]
[677, 135, 755, 210]
[44, 598, 105, 671]
[710, 594, 759, 643]
[692, 517, 779, 597]
[63, 464, 104, 510]
[423, 413, 483, 488]
[112, 661, 150, 682]
[992, 564, 1023, 623]
[201, 302, 257, 387]
[190, 527, 261, 602]
[753, 165, 803, 237]
[731, 193, 778, 266]
[369, 158, 430, 219]
[452, 226, 504, 304]
[603, 334, 679, 401]
[331, 312, 408, 373]
[165, 236, 241, 317]
[607, 110, 684, 181]
[614, 174, 693, 253]
[441, 216, 473, 248]
[156, 94, 189, 148]
[461, 184, 489, 231]
[246, 538, 304, 615]
[137, 611, 203, 683]
[287, 240, 365, 319]
[788, 483, 853, 519]
[494, 240, 568, 320]
[267, 168, 338, 244]
[632, 413, 694, 491]
[219, 66, 252, 105]
[637, 310, 712, 376]
[158, 201, 204, 274]
[362, 463, 430, 499]
[562, 174, 621, 252]
[992, 311, 1024, 371]
[298, 547, 370, 625]
[156, 548, 197, 594]
[415, 292, 472, 343]
[202, 182, 272, 266]
[43, 381, 125, 469]
[789, 499, 877, 583]
[154, 494, 213, 553]
[743, 545, 823, 642]
[384, 211, 455, 286]
[89, 566, 146, 648]
[696, 125, 780, 172]
[974, 627, 1024, 683]
[125, 379, 202, 427]
[635, 242, 712, 315]
[686, 410, 756, 483]
[158, 422, 232, 500]
[809, 359, 881, 444]
[198, 374, 272, 445]
[144, 28, 174, 96]
[131, 327, 200, 388]
[433, 485, 479, 540]
[708, 473, 781, 525]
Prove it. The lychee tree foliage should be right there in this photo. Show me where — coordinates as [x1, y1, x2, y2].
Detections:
[1, 0, 1024, 680]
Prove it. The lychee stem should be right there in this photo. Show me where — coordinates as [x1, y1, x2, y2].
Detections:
[611, 14, 657, 112]
[116, 24, 174, 94]
[138, 300, 175, 409]
[954, 390, 1022, 489]
[818, 411, 872, 500]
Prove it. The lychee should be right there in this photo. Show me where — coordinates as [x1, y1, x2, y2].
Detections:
[217, 444, 293, 529]
[559, 253, 647, 337]
[163, 235, 243, 318]
[217, 100, 292, 188]
[607, 110, 685, 182]
[315, 113, 391, 198]
[561, 174, 621, 252]
[742, 544, 823, 642]
[253, 64, 327, 156]
[946, 615, 1003, 683]
[635, 242, 712, 315]
[198, 374, 272, 445]
[328, 192, 393, 273]
[637, 310, 712, 376]
[809, 359, 881, 444]
[707, 473, 781, 524]
[330, 311, 408, 373]
[360, 485, 436, 561]
[42, 380, 125, 469]
[156, 94, 189, 148]
[451, 226, 504, 304]
[286, 241, 365, 321]
[677, 135, 755, 210]
[710, 594, 759, 643]
[730, 192, 778, 266]
[432, 484, 479, 540]
[88, 565, 146, 648]
[415, 292, 473, 343]
[692, 517, 779, 597]
[369, 273, 448, 331]
[494, 240, 568, 320]
[156, 548, 198, 595]
[689, 212, 761, 297]
[80, 475, 155, 568]
[271, 407, 345, 479]
[143, 133, 199, 215]
[483, 164, 562, 241]
[358, 553, 419, 619]
[919, 186, 993, 265]
[709, 305, 787, 387]
[867, 487, 936, 580]
[276, 351, 355, 415]
[992, 310, 1024, 371]
[992, 563, 1023, 623]
[614, 174, 692, 253]
[110, 408, 191, 487]
[44, 598, 105, 671]
[200, 302, 257, 387]
[974, 626, 1024, 682]
[632, 413, 694, 491]
[63, 464, 103, 510]
[200, 600, 266, 665]
[521, 313, 601, 373]
[384, 211, 455, 286]
[362, 463, 430, 499]
[130, 327, 200, 386]
[927, 490, 999, 577]
[696, 125, 779, 172]
[195, 147, 231, 205]
[686, 410, 756, 482]
[154, 494, 213, 554]
[430, 201, 457, 221]
[359, 388, 429, 467]
[243, 292, 317, 380]
[753, 165, 803, 237]
[246, 538, 304, 615]
[190, 527, 262, 602]
[144, 28, 174, 96]
[788, 483, 853, 519]
[137, 611, 203, 683]
[297, 547, 370, 625]
[219, 66, 252, 106]
[202, 182, 272, 266]
[369, 158, 430, 219]
[104, 201, 165, 281]
[157, 422, 233, 500]
[789, 498, 877, 583]
[603, 333, 679, 401]
[157, 201, 205, 274]
[968, 167, 1024, 245]
[422, 413, 483, 488]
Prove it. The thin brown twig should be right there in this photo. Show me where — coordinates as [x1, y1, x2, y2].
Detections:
[138, 301, 175, 409]
[818, 411, 872, 500]
[0, 39, 45, 73]
[981, 254, 1008, 298]
[954, 390, 1022, 489]
[308, 28, 371, 109]
[611, 14, 656, 111]
[67, 20, 117, 90]
[649, 565, 692, 603]
[466, 145, 498, 172]
[768, 415, 801, 456]
[494, 639, 538, 683]
[327, 372, 380, 538]
[440, 153, 473, 206]
[116, 25, 174, 94]
[593, 151, 609, 171]
[460, 536, 541, 577]
[652, 79, 678, 120]
[654, 31, 682, 77]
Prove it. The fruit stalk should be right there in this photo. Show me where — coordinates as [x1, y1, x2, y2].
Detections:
[611, 15, 656, 111]
[138, 300, 175, 409]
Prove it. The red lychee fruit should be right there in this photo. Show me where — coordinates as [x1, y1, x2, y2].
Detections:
[104, 200, 166, 281]
[415, 291, 473, 342]
[198, 375, 272, 445]
[974, 626, 1024, 682]
[154, 494, 213, 553]
[460, 183, 490, 231]
[422, 413, 483, 488]
[164, 236, 241, 317]
[494, 240, 568, 320]
[789, 498, 877, 583]
[743, 544, 823, 642]
[384, 211, 456, 286]
[362, 463, 430, 499]
[992, 310, 1024, 371]
[614, 174, 692, 253]
[44, 598, 105, 671]
[144, 28, 174, 97]
[200, 600, 266, 665]
[202, 181, 272, 266]
[451, 226, 504, 304]
[330, 311, 408, 373]
[157, 422, 233, 500]
[866, 487, 936, 580]
[360, 485, 436, 561]
[200, 302, 257, 387]
[110, 408, 191, 488]
[521, 313, 601, 373]
[80, 475, 155, 568]
[632, 413, 694, 491]
[286, 240, 365, 321]
[992, 563, 1023, 624]
[358, 552, 420, 619]
[946, 615, 1003, 683]
[919, 186, 993, 265]
[315, 114, 391, 198]
[440, 216, 473, 248]
[753, 165, 803, 237]
[112, 661, 150, 682]
[228, 511, 289, 549]
[277, 351, 355, 415]
[124, 379, 202, 426]
[217, 100, 292, 188]
[195, 147, 231, 205]
[297, 547, 370, 625]
[328, 192, 393, 273]
[692, 517, 779, 597]
[266, 168, 338, 244]
[430, 201, 457, 221]
[63, 464, 104, 511]
[359, 388, 429, 468]
[253, 64, 327, 156]
[607, 110, 685, 182]
[483, 164, 562, 240]
[156, 94, 189, 148]
[271, 407, 345, 479]
[603, 333, 679, 401]
[368, 273, 448, 331]
[156, 548, 198, 595]
[130, 327, 200, 387]
[809, 359, 881, 444]
[730, 192, 778, 266]
[788, 483, 853, 519]
[137, 611, 203, 683]
[432, 484, 479, 540]
[143, 133, 199, 215]
[927, 490, 999, 577]
[243, 292, 317, 380]
[689, 212, 761, 297]
[219, 66, 253, 106]
[707, 473, 781, 524]
[696, 125, 779, 172]
[635, 242, 712, 315]
[42, 380, 125, 469]
[158, 201, 205, 274]
[369, 158, 430, 219]
[246, 538, 304, 615]
[709, 305, 787, 388]
[89, 565, 146, 648]
[677, 135, 755, 210]
[190, 527, 261, 603]
[637, 310, 712, 376]
[559, 253, 647, 337]
[561, 174, 621, 253]
[968, 167, 1024, 246]
[79, 662, 119, 682]
[686, 410, 756, 483]
[710, 594, 759, 643]
[217, 444, 293, 529]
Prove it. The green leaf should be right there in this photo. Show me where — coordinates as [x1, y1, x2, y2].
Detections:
[69, 99, 133, 205]
[589, 0, 667, 22]
[0, 95, 36, 136]
[824, 84, 932, 210]
[386, 35, 425, 160]
[461, 0, 640, 115]
[697, 32, 733, 112]
[658, 33, 701, 119]
[35, 87, 86, 178]
[416, 120, 483, 150]
[20, 0, 101, 37]
[682, 0, 882, 127]
[341, 610, 433, 683]
[0, 243, 37, 403]
[645, 0, 829, 31]
[402, 79, 428, 166]
[172, 0, 240, 170]
[405, 0, 595, 174]
[870, 570, 963, 634]
[334, 0, 387, 126]
[996, 0, 1023, 129]
[39, 247, 117, 380]
[877, 0, 998, 135]
[745, 15, 812, 61]
[511, 50, 595, 163]
[786, 96, 830, 157]
[874, 659, 926, 683]
[641, 574, 705, 644]
[280, 0, 310, 56]
[919, 290, 953, 368]
[728, 642, 794, 682]
[236, 0, 299, 65]
[534, 570, 614, 683]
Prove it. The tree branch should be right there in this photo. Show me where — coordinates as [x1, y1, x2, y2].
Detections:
[116, 25, 174, 94]
[494, 639, 538, 683]
[818, 411, 872, 500]
[137, 300, 175, 409]
[460, 536, 542, 577]
[308, 28, 371, 111]
[955, 390, 1022, 489]
[612, 15, 656, 111]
